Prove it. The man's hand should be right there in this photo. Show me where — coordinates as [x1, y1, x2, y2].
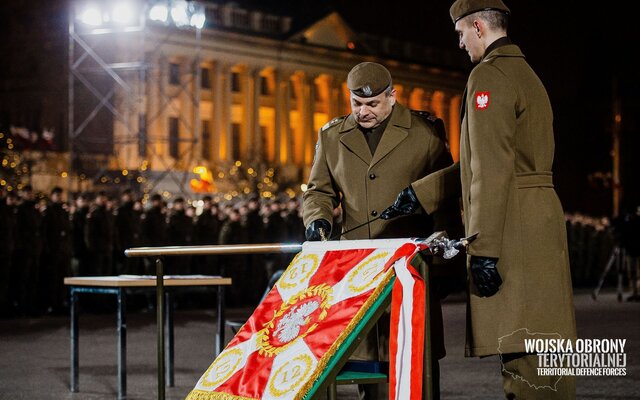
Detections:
[305, 219, 331, 241]
[380, 186, 421, 220]
[470, 256, 502, 297]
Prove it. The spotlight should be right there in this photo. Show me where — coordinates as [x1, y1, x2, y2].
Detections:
[170, 1, 189, 27]
[112, 2, 135, 25]
[80, 5, 103, 26]
[149, 3, 169, 22]
[190, 9, 205, 29]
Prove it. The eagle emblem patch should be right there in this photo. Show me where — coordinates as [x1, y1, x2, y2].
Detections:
[475, 91, 490, 110]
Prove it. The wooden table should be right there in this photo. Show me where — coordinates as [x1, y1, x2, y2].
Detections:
[64, 275, 231, 400]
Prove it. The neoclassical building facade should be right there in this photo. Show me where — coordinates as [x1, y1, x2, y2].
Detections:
[101, 3, 468, 196]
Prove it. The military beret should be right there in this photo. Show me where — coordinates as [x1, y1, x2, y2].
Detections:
[449, 0, 510, 23]
[347, 62, 392, 98]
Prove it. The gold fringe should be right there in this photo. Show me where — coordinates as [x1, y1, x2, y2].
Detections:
[185, 389, 256, 400]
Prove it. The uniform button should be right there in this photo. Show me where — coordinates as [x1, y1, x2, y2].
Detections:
[369, 173, 376, 180]
[371, 210, 378, 217]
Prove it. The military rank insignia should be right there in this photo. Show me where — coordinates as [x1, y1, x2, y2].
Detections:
[475, 91, 490, 110]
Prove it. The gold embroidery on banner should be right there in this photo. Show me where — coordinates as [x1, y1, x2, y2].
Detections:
[347, 251, 389, 292]
[295, 270, 395, 400]
[184, 269, 397, 400]
[200, 347, 244, 388]
[267, 354, 314, 397]
[279, 253, 320, 290]
[257, 284, 333, 357]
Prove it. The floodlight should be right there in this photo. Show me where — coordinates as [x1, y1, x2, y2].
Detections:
[79, 5, 103, 26]
[190, 10, 205, 29]
[112, 2, 136, 25]
[149, 4, 169, 22]
[170, 1, 189, 27]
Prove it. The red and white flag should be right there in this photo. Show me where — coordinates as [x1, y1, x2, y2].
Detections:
[187, 239, 427, 400]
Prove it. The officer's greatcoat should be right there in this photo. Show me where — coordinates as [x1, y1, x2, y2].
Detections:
[419, 44, 577, 357]
[303, 103, 454, 240]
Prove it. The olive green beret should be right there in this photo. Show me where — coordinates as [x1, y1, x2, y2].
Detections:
[346, 62, 392, 98]
[449, 0, 510, 23]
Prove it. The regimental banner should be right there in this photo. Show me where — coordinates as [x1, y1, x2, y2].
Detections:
[186, 239, 427, 400]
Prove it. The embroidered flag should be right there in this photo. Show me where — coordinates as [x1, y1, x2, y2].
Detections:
[186, 239, 427, 400]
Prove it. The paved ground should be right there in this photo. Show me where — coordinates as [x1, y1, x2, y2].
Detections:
[0, 289, 638, 399]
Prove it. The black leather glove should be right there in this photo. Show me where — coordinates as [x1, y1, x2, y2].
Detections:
[305, 219, 331, 241]
[380, 186, 421, 220]
[470, 256, 502, 297]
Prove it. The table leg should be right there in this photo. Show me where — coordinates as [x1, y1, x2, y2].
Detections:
[156, 258, 165, 400]
[165, 291, 174, 387]
[216, 285, 225, 356]
[70, 288, 79, 392]
[117, 288, 127, 400]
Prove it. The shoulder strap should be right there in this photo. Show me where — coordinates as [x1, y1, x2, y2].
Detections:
[320, 115, 347, 132]
[410, 110, 448, 144]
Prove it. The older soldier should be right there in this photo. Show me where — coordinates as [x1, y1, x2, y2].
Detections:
[384, 1, 577, 398]
[303, 62, 463, 399]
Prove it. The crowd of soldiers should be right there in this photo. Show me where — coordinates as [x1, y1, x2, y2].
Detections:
[2, 183, 636, 318]
[0, 185, 308, 318]
[566, 210, 640, 298]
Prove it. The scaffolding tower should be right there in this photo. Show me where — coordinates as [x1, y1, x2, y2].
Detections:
[68, 0, 205, 199]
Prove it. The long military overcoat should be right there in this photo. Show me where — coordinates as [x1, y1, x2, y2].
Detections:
[429, 44, 577, 357]
[303, 103, 455, 240]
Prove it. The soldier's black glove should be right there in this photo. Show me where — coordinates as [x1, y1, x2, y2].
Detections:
[470, 256, 502, 297]
[305, 219, 331, 241]
[380, 186, 421, 220]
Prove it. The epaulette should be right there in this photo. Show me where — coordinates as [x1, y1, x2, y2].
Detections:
[320, 115, 347, 132]
[410, 109, 438, 124]
[410, 109, 447, 144]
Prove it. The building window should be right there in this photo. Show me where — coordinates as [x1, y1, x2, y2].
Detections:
[290, 80, 297, 100]
[138, 114, 147, 157]
[231, 123, 241, 161]
[201, 67, 211, 89]
[202, 120, 211, 159]
[260, 76, 270, 95]
[260, 125, 269, 161]
[169, 63, 180, 85]
[169, 117, 180, 158]
[314, 82, 322, 102]
[231, 72, 241, 93]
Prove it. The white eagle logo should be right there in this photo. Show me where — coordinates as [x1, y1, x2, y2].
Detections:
[476, 93, 489, 109]
[274, 301, 320, 343]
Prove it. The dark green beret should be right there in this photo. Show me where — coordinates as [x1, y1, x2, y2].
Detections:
[346, 62, 392, 98]
[449, 0, 510, 23]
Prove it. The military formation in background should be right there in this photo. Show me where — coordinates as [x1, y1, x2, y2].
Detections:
[1, 184, 637, 319]
[0, 186, 306, 318]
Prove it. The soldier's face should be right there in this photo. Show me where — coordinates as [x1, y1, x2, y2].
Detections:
[455, 18, 483, 63]
[350, 89, 396, 129]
